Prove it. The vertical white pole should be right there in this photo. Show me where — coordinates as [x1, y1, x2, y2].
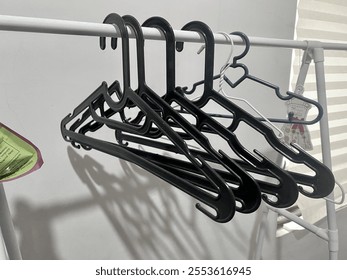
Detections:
[0, 232, 9, 259]
[313, 46, 339, 260]
[253, 206, 270, 259]
[0, 183, 22, 259]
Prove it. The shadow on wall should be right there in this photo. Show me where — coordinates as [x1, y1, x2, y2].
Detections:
[67, 146, 212, 260]
[12, 146, 227, 259]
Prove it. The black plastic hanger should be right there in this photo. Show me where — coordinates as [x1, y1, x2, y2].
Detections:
[119, 16, 266, 212]
[61, 13, 237, 223]
[174, 21, 335, 199]
[180, 31, 323, 125]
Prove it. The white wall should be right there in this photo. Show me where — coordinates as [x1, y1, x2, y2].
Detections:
[0, 0, 297, 259]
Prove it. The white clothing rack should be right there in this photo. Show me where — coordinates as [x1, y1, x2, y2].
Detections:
[0, 14, 346, 260]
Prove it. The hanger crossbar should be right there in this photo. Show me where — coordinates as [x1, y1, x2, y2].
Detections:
[1, 15, 347, 50]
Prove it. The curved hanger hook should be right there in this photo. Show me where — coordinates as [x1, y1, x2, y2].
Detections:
[142, 17, 176, 92]
[99, 13, 131, 91]
[176, 31, 233, 100]
[122, 15, 146, 86]
[223, 31, 250, 88]
[218, 32, 234, 90]
[230, 31, 250, 63]
[176, 21, 215, 94]
[100, 15, 117, 50]
[218, 32, 234, 69]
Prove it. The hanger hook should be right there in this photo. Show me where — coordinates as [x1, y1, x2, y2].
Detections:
[143, 17, 176, 93]
[219, 32, 235, 67]
[122, 15, 146, 89]
[230, 31, 250, 64]
[217, 31, 234, 91]
[99, 13, 131, 91]
[176, 21, 215, 95]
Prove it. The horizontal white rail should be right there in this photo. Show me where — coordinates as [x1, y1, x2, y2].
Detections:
[1, 15, 347, 50]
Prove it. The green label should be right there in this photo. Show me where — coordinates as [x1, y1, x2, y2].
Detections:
[0, 123, 43, 182]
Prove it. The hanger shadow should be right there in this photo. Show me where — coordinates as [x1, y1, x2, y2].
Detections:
[12, 146, 247, 259]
